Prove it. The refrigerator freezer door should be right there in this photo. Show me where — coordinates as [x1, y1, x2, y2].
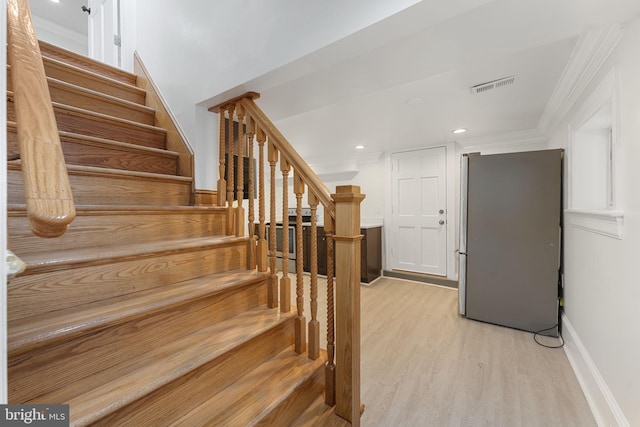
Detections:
[465, 150, 562, 335]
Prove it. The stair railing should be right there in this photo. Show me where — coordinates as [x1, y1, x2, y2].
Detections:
[211, 93, 363, 425]
[6, 0, 75, 237]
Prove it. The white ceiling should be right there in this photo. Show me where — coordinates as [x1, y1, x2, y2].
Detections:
[27, 0, 640, 171]
[235, 0, 640, 166]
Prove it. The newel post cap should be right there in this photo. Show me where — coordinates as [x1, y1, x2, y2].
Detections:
[332, 185, 366, 203]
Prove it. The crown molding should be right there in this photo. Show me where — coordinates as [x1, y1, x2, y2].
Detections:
[457, 128, 547, 151]
[537, 24, 623, 136]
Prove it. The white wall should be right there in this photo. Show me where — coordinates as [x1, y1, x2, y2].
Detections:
[134, 0, 420, 189]
[548, 18, 640, 427]
[31, 15, 88, 56]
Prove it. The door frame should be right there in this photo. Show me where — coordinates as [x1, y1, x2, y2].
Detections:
[384, 142, 460, 281]
[87, 0, 136, 72]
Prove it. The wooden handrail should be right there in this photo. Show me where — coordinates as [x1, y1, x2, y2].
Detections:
[7, 0, 75, 237]
[212, 93, 362, 424]
[239, 97, 336, 217]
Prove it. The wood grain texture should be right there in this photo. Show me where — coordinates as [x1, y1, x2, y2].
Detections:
[8, 268, 267, 355]
[8, 205, 226, 255]
[284, 275, 597, 426]
[7, 0, 75, 237]
[7, 94, 167, 149]
[8, 236, 248, 321]
[193, 189, 218, 206]
[6, 34, 330, 426]
[333, 186, 364, 425]
[358, 278, 596, 427]
[8, 123, 178, 175]
[92, 316, 295, 427]
[45, 77, 155, 125]
[8, 163, 192, 206]
[241, 97, 335, 216]
[9, 276, 269, 402]
[291, 395, 350, 427]
[7, 61, 145, 107]
[33, 308, 293, 426]
[134, 53, 194, 179]
[171, 347, 325, 427]
[38, 40, 137, 85]
[41, 56, 145, 104]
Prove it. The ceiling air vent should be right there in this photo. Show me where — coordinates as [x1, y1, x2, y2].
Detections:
[471, 76, 515, 94]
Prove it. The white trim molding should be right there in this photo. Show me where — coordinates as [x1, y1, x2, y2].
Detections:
[538, 24, 623, 136]
[562, 313, 630, 427]
[565, 210, 624, 239]
[458, 128, 547, 153]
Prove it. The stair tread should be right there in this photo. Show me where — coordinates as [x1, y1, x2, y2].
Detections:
[9, 268, 267, 356]
[47, 76, 155, 116]
[41, 55, 144, 97]
[174, 348, 327, 426]
[16, 235, 245, 271]
[39, 40, 137, 85]
[7, 121, 179, 159]
[8, 159, 191, 183]
[7, 90, 166, 134]
[31, 306, 295, 426]
[8, 204, 226, 215]
[292, 395, 350, 427]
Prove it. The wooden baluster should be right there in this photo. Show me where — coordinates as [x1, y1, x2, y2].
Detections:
[235, 104, 245, 237]
[256, 127, 268, 273]
[334, 186, 365, 426]
[294, 172, 306, 354]
[308, 192, 320, 360]
[280, 158, 292, 313]
[246, 116, 256, 269]
[226, 104, 235, 235]
[324, 211, 336, 406]
[268, 142, 279, 308]
[217, 105, 227, 206]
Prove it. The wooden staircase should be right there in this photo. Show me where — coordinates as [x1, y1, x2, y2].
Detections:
[6, 41, 337, 426]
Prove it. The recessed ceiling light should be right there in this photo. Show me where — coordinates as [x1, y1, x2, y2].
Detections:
[355, 145, 365, 150]
[452, 128, 467, 134]
[51, 0, 60, 3]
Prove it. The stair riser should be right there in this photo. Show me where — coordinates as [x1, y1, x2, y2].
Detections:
[39, 41, 137, 86]
[9, 210, 227, 256]
[255, 367, 325, 427]
[8, 167, 192, 207]
[7, 126, 177, 175]
[46, 81, 155, 126]
[7, 98, 166, 150]
[42, 58, 145, 104]
[7, 64, 145, 106]
[8, 242, 247, 321]
[91, 318, 295, 426]
[9, 282, 269, 404]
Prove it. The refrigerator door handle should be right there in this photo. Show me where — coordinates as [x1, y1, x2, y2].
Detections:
[458, 154, 470, 316]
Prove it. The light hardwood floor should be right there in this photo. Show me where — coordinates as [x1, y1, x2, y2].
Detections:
[290, 274, 596, 427]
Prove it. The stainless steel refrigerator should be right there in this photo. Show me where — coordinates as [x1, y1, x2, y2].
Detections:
[459, 150, 562, 336]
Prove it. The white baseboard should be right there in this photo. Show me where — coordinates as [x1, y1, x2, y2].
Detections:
[562, 313, 629, 427]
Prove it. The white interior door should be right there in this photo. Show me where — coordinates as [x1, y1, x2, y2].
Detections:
[87, 0, 120, 67]
[391, 147, 447, 275]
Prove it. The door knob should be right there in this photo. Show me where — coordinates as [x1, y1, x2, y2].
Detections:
[439, 220, 445, 225]
[439, 209, 445, 214]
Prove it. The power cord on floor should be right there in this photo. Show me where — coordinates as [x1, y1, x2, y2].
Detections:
[533, 324, 564, 349]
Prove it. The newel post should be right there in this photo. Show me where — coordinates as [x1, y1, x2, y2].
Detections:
[333, 185, 364, 426]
